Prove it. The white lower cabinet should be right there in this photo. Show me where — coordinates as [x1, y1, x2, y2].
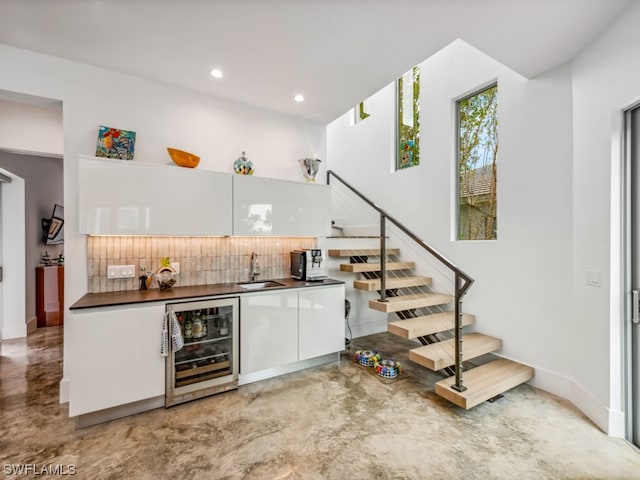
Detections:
[240, 285, 345, 376]
[298, 285, 345, 361]
[240, 290, 299, 375]
[67, 284, 345, 417]
[67, 303, 166, 417]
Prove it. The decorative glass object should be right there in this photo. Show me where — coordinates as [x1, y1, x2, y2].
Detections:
[155, 270, 176, 291]
[299, 157, 321, 183]
[155, 257, 177, 290]
[233, 151, 254, 175]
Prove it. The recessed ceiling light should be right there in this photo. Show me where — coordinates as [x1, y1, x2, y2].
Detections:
[294, 94, 305, 102]
[210, 68, 223, 79]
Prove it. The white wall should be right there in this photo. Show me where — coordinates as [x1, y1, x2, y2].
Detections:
[0, 167, 26, 339]
[0, 98, 63, 157]
[0, 152, 64, 324]
[327, 39, 577, 419]
[0, 43, 326, 402]
[570, 1, 640, 436]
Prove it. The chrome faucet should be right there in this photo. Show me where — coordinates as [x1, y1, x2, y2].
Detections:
[249, 252, 260, 282]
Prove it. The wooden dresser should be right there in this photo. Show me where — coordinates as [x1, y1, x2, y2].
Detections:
[36, 265, 64, 327]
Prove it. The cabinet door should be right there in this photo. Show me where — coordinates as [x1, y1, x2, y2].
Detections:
[240, 291, 298, 374]
[298, 285, 345, 361]
[67, 303, 166, 416]
[79, 156, 233, 235]
[233, 175, 331, 236]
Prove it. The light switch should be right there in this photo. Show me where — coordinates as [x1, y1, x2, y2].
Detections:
[585, 270, 601, 287]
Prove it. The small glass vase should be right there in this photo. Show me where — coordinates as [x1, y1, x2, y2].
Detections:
[155, 270, 176, 291]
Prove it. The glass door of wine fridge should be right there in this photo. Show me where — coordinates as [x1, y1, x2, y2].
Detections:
[165, 297, 239, 407]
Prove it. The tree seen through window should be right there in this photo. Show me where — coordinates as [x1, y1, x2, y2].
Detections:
[457, 84, 498, 240]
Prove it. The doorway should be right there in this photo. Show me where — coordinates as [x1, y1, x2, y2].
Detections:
[0, 167, 26, 340]
[625, 105, 640, 449]
[0, 179, 3, 345]
[0, 91, 63, 340]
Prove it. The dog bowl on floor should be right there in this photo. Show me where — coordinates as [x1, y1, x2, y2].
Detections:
[374, 359, 401, 379]
[354, 350, 380, 367]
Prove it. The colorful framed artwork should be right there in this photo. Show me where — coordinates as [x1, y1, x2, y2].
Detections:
[96, 126, 136, 160]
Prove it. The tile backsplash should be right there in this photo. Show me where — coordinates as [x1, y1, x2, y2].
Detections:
[87, 236, 317, 293]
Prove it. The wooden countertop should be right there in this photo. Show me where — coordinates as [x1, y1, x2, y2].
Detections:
[70, 277, 344, 310]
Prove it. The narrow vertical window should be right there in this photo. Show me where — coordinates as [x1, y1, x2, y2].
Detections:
[397, 66, 420, 170]
[352, 99, 371, 125]
[358, 101, 370, 121]
[457, 84, 498, 240]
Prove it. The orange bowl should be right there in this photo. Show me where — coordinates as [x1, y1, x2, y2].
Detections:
[167, 147, 200, 168]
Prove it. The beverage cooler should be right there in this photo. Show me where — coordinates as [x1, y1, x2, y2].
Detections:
[165, 297, 239, 407]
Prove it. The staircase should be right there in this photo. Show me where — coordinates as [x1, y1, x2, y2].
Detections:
[327, 171, 534, 410]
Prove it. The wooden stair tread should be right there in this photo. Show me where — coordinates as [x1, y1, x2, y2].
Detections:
[329, 248, 400, 257]
[388, 312, 475, 338]
[409, 333, 502, 371]
[435, 358, 534, 409]
[369, 293, 452, 313]
[354, 276, 432, 291]
[340, 261, 414, 273]
[326, 236, 385, 239]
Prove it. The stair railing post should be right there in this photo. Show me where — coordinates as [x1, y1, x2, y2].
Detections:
[379, 212, 387, 302]
[451, 272, 467, 392]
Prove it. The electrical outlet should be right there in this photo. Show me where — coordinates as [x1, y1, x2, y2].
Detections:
[107, 265, 136, 279]
[171, 262, 180, 274]
[585, 270, 601, 287]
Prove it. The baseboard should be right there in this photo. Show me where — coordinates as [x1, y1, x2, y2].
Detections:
[349, 319, 387, 339]
[511, 359, 625, 437]
[26, 316, 37, 335]
[75, 395, 164, 429]
[59, 378, 69, 404]
[607, 406, 626, 437]
[1, 323, 27, 339]
[568, 379, 625, 437]
[239, 352, 340, 385]
[525, 363, 572, 399]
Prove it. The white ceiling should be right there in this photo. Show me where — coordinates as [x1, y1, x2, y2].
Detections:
[0, 0, 633, 124]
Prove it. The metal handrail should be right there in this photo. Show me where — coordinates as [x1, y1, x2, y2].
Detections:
[327, 169, 474, 392]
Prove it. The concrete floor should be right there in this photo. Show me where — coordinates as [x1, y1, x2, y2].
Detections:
[1, 326, 640, 479]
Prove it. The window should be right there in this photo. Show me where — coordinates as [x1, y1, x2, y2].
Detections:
[352, 99, 371, 125]
[457, 84, 498, 240]
[397, 66, 420, 170]
[358, 101, 370, 121]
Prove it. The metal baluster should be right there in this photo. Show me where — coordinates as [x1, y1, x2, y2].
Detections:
[379, 213, 387, 302]
[451, 273, 467, 392]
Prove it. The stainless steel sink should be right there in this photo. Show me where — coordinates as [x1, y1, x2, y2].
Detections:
[237, 281, 285, 290]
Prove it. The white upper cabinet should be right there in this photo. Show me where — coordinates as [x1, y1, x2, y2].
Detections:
[78, 156, 331, 237]
[233, 175, 331, 236]
[79, 156, 233, 236]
